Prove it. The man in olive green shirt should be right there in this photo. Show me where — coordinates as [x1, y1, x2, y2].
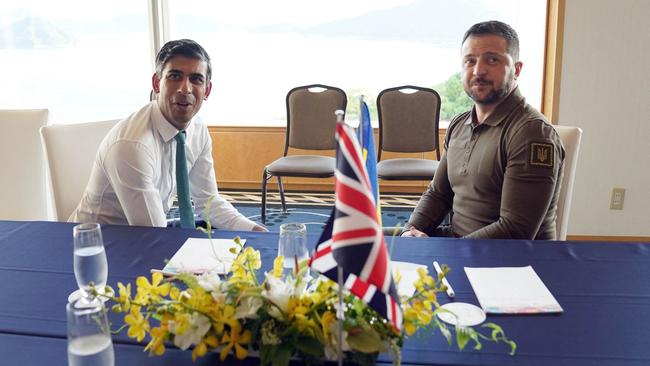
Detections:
[403, 21, 564, 240]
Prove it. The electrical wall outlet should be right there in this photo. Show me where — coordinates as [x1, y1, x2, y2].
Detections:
[610, 188, 625, 210]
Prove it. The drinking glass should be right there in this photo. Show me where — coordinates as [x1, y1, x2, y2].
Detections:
[69, 223, 109, 304]
[67, 300, 115, 366]
[278, 223, 309, 276]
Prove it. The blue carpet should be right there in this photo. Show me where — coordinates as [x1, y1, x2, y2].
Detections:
[234, 204, 413, 234]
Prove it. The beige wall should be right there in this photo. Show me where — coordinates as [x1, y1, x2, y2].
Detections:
[559, 0, 650, 236]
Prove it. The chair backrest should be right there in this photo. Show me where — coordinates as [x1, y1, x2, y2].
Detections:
[40, 119, 119, 221]
[553, 125, 583, 240]
[0, 109, 49, 220]
[377, 85, 441, 160]
[285, 84, 347, 153]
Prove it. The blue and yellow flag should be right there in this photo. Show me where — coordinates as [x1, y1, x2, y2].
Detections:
[356, 99, 379, 207]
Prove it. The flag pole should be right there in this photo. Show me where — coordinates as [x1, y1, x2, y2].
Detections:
[334, 109, 345, 366]
[358, 95, 365, 148]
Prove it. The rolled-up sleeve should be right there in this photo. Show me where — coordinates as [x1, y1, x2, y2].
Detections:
[103, 141, 168, 227]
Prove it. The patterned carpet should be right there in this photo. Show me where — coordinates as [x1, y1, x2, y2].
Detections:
[220, 190, 421, 209]
[221, 190, 421, 233]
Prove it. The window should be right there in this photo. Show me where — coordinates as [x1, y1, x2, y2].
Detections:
[1, 1, 547, 125]
[0, 1, 150, 124]
[169, 0, 547, 126]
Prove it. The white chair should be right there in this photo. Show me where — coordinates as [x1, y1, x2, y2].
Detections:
[40, 119, 119, 221]
[553, 125, 583, 240]
[0, 109, 50, 220]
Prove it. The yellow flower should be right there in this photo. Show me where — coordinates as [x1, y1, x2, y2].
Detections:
[272, 256, 284, 278]
[112, 282, 131, 312]
[192, 334, 218, 361]
[145, 326, 167, 356]
[403, 307, 419, 336]
[125, 308, 150, 342]
[321, 311, 336, 340]
[242, 247, 261, 270]
[135, 272, 170, 304]
[213, 304, 236, 335]
[220, 323, 252, 361]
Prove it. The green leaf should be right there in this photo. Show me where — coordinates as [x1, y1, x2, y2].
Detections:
[482, 322, 504, 339]
[456, 327, 470, 351]
[347, 328, 388, 353]
[294, 336, 324, 357]
[507, 340, 518, 356]
[259, 345, 276, 366]
[271, 345, 292, 366]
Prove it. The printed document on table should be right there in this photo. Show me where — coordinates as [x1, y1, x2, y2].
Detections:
[464, 266, 563, 314]
[162, 238, 245, 275]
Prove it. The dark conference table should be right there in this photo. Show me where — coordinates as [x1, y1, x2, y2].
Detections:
[1, 220, 649, 366]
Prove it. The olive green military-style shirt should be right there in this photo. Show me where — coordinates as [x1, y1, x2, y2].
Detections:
[407, 87, 565, 239]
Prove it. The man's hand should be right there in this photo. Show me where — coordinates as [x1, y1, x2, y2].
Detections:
[252, 224, 269, 232]
[401, 227, 429, 238]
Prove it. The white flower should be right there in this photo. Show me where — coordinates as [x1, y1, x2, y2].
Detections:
[197, 271, 223, 292]
[171, 312, 211, 350]
[235, 296, 263, 319]
[262, 275, 294, 315]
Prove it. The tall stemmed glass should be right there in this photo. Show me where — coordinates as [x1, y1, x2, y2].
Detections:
[69, 223, 109, 305]
[67, 299, 115, 366]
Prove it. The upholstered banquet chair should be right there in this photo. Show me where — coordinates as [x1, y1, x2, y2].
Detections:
[376, 86, 441, 181]
[553, 125, 583, 240]
[0, 109, 50, 220]
[40, 119, 119, 221]
[261, 84, 347, 224]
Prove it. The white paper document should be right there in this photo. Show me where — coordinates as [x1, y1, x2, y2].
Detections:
[162, 238, 245, 275]
[464, 266, 563, 314]
[392, 261, 427, 298]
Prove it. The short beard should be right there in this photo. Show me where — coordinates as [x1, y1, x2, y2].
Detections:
[465, 86, 510, 105]
[465, 72, 516, 105]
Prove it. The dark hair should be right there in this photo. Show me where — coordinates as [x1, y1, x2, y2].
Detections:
[155, 39, 212, 81]
[462, 21, 520, 61]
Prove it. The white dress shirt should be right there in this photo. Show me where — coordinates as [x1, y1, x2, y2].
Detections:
[70, 101, 256, 231]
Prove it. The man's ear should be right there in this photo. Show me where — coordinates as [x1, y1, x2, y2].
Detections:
[514, 61, 523, 78]
[204, 80, 212, 100]
[151, 72, 160, 93]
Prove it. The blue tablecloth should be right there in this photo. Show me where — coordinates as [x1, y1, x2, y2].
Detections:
[1, 220, 649, 365]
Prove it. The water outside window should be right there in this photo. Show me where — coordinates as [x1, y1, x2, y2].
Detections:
[169, 0, 547, 126]
[1, 0, 546, 126]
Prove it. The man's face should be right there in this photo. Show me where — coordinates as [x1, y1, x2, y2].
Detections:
[152, 56, 212, 130]
[461, 34, 522, 106]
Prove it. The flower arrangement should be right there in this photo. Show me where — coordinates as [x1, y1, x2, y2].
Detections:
[100, 237, 515, 366]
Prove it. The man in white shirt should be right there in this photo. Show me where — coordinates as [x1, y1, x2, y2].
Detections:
[70, 39, 266, 231]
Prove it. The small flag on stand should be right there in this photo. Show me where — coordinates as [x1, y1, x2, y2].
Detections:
[356, 98, 379, 205]
[311, 114, 402, 331]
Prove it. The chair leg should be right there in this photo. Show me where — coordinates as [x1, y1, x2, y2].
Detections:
[261, 169, 268, 224]
[277, 176, 287, 213]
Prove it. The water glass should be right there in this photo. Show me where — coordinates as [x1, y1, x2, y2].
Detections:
[67, 300, 115, 366]
[278, 223, 309, 275]
[73, 223, 108, 299]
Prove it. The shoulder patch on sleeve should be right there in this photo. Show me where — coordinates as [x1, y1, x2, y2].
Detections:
[529, 142, 554, 168]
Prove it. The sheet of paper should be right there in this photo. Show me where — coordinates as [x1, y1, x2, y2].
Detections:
[392, 261, 427, 298]
[162, 238, 245, 275]
[464, 266, 563, 314]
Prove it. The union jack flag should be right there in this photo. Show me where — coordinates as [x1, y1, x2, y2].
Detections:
[310, 120, 402, 331]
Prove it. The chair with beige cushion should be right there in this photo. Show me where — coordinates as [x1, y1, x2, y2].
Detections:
[261, 84, 347, 224]
[376, 85, 441, 181]
[0, 109, 49, 220]
[553, 125, 583, 240]
[40, 119, 119, 221]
